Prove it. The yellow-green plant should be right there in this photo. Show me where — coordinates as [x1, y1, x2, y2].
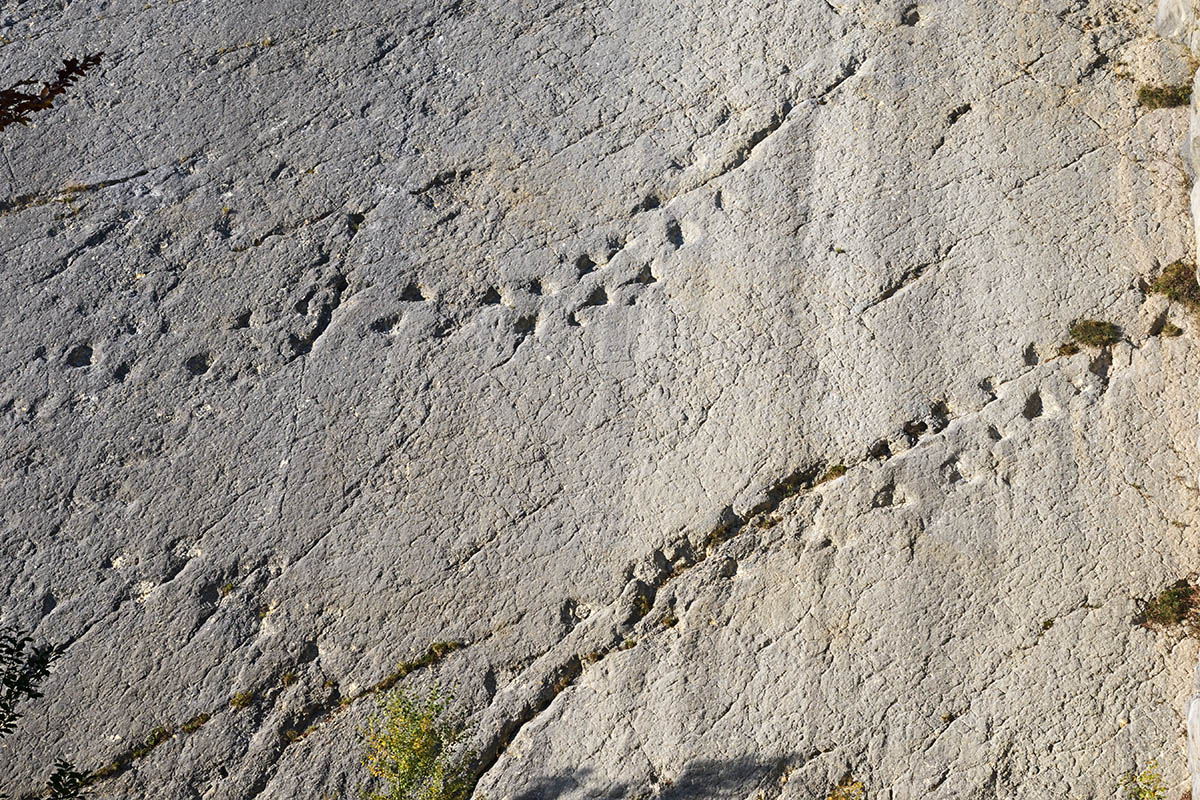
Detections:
[1119, 760, 1167, 800]
[828, 775, 866, 800]
[359, 686, 473, 800]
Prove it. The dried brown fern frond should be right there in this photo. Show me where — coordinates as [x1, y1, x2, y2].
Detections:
[0, 53, 103, 132]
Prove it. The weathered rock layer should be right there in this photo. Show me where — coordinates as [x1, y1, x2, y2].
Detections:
[2, 1, 1200, 798]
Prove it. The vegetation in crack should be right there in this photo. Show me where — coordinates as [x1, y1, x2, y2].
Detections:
[1067, 319, 1122, 348]
[1150, 260, 1200, 311]
[1134, 578, 1198, 632]
[83, 639, 468, 789]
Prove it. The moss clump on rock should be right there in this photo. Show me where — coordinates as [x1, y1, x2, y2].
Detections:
[1137, 84, 1192, 108]
[1069, 320, 1121, 348]
[1150, 260, 1200, 308]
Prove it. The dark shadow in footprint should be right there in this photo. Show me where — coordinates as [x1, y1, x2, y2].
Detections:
[929, 400, 949, 432]
[1021, 391, 1042, 420]
[576, 255, 596, 276]
[1089, 350, 1112, 383]
[635, 194, 661, 214]
[514, 315, 537, 345]
[401, 284, 426, 301]
[627, 264, 657, 285]
[370, 315, 400, 334]
[606, 236, 625, 261]
[184, 354, 210, 376]
[481, 287, 502, 305]
[940, 456, 964, 484]
[666, 220, 683, 248]
[66, 344, 92, 368]
[579, 286, 608, 309]
[872, 482, 899, 508]
[902, 419, 927, 445]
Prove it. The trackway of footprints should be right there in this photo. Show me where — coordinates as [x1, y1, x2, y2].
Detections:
[368, 214, 678, 350]
[51, 207, 681, 385]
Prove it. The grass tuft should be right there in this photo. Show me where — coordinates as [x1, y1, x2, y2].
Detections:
[181, 712, 210, 733]
[1069, 319, 1121, 347]
[1160, 320, 1183, 337]
[1137, 578, 1196, 629]
[819, 464, 848, 484]
[374, 641, 465, 694]
[131, 726, 171, 759]
[1151, 261, 1200, 308]
[230, 691, 255, 710]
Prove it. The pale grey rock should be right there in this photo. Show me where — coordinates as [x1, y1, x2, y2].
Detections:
[0, 0, 1197, 799]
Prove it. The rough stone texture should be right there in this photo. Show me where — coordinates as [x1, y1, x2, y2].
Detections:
[2, 0, 1200, 798]
[1158, 0, 1200, 796]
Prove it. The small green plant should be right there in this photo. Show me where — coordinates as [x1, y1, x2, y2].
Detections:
[131, 726, 171, 759]
[703, 522, 733, 551]
[219, 582, 234, 597]
[1151, 261, 1200, 308]
[374, 641, 466, 694]
[1137, 579, 1196, 629]
[359, 686, 474, 800]
[230, 691, 255, 710]
[1137, 84, 1192, 108]
[828, 775, 866, 800]
[181, 713, 210, 733]
[819, 464, 848, 483]
[281, 671, 298, 687]
[1120, 759, 1167, 800]
[1057, 341, 1081, 356]
[1160, 320, 1184, 337]
[1069, 319, 1122, 347]
[660, 613, 678, 628]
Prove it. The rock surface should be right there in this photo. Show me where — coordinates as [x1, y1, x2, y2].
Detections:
[2, 0, 1200, 798]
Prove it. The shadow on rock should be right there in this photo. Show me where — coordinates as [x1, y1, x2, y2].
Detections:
[511, 755, 795, 800]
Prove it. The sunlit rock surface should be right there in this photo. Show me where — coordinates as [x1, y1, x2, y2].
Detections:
[1, 1, 1199, 797]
